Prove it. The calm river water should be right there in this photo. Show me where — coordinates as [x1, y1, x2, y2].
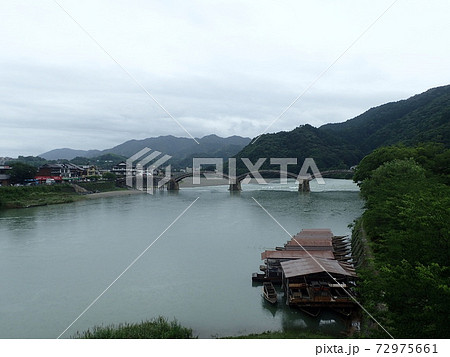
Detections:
[0, 179, 363, 338]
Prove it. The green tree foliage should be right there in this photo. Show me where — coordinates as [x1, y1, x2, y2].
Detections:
[234, 124, 361, 174]
[102, 172, 117, 181]
[6, 156, 49, 167]
[9, 162, 37, 184]
[354, 143, 450, 184]
[354, 145, 450, 338]
[380, 262, 450, 338]
[353, 146, 417, 182]
[70, 156, 90, 166]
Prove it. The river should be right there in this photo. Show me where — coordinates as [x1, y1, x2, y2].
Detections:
[0, 179, 363, 338]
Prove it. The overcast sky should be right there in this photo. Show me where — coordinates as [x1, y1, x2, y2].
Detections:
[1, 0, 449, 157]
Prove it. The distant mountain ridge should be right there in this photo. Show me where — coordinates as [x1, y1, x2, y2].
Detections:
[39, 134, 251, 167]
[40, 85, 450, 171]
[234, 84, 450, 172]
[39, 148, 102, 160]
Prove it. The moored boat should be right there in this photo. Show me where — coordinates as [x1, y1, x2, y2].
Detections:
[262, 282, 277, 304]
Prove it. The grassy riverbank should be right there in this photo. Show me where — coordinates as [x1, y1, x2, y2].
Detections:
[74, 317, 195, 339]
[73, 317, 336, 339]
[77, 181, 122, 192]
[0, 185, 81, 208]
[0, 182, 125, 209]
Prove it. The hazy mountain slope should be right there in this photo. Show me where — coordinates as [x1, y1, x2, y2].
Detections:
[39, 148, 102, 160]
[39, 135, 251, 167]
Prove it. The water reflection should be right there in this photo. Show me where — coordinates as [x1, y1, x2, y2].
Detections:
[257, 284, 348, 336]
[0, 209, 37, 231]
[280, 307, 345, 336]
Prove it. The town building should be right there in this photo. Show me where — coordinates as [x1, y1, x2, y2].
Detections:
[111, 162, 128, 176]
[0, 165, 12, 186]
[81, 165, 100, 177]
[36, 163, 84, 183]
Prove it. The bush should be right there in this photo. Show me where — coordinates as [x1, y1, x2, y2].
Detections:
[102, 172, 117, 181]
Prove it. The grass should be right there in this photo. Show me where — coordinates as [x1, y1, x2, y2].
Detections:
[0, 181, 125, 209]
[73, 317, 196, 339]
[77, 181, 122, 192]
[73, 316, 338, 339]
[0, 184, 81, 208]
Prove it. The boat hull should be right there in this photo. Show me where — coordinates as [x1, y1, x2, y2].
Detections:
[262, 282, 278, 304]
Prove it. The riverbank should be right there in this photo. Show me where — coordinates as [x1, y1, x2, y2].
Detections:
[0, 184, 82, 209]
[74, 317, 195, 339]
[73, 318, 335, 339]
[83, 189, 144, 200]
[226, 330, 335, 339]
[0, 183, 143, 209]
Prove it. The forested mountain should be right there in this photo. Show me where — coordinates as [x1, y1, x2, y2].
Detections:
[321, 84, 450, 152]
[235, 85, 450, 172]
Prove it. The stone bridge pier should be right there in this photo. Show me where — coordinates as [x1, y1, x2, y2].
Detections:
[298, 179, 310, 192]
[228, 181, 242, 191]
[167, 179, 179, 191]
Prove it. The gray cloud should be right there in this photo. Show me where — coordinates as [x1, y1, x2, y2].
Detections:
[1, 0, 449, 157]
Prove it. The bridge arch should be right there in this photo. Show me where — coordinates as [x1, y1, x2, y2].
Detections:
[167, 169, 353, 192]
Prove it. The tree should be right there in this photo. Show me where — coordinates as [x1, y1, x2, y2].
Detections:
[353, 145, 417, 183]
[10, 162, 37, 184]
[354, 144, 450, 338]
[380, 261, 450, 338]
[102, 172, 117, 181]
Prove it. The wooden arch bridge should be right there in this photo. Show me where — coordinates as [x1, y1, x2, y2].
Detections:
[165, 169, 354, 192]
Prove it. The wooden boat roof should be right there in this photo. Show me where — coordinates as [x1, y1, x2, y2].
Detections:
[262, 250, 335, 260]
[280, 257, 357, 278]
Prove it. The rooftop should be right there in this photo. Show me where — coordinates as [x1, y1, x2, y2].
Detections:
[281, 257, 357, 278]
[262, 250, 335, 260]
[286, 228, 334, 247]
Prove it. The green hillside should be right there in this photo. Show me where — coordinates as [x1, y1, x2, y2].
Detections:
[235, 85, 450, 172]
[321, 85, 450, 152]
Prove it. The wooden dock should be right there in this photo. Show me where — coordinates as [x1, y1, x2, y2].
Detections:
[252, 228, 358, 314]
